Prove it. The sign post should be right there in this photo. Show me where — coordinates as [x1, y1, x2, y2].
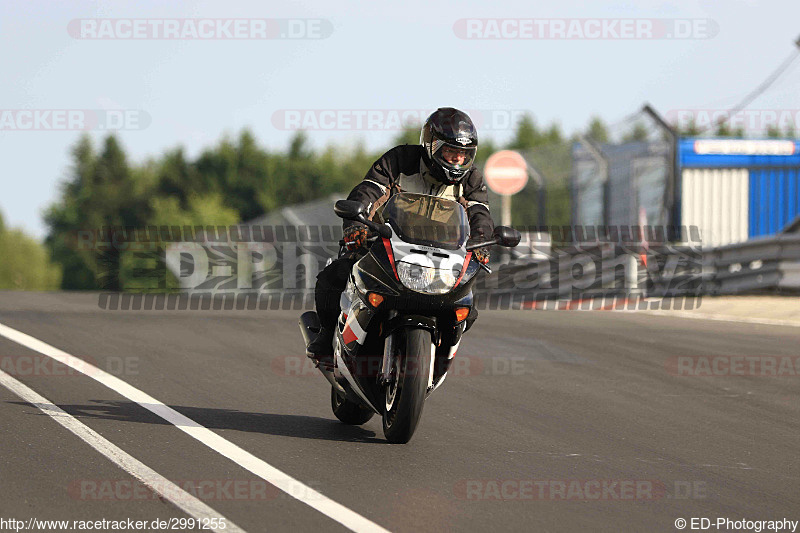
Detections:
[483, 150, 529, 263]
[484, 149, 529, 227]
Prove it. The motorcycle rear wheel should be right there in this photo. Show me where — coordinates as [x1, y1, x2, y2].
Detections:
[330, 387, 374, 425]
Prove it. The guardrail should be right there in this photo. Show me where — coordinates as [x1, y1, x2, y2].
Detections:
[479, 234, 800, 301]
[702, 234, 800, 294]
[479, 243, 663, 302]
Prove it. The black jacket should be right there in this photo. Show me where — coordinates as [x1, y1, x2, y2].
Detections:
[344, 145, 494, 240]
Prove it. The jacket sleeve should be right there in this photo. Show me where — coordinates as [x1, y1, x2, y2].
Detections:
[462, 167, 494, 240]
[342, 147, 401, 232]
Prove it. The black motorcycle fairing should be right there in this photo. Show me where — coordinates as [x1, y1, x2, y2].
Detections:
[456, 258, 481, 287]
[352, 254, 399, 297]
[368, 236, 399, 282]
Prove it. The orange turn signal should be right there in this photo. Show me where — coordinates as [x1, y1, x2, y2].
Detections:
[367, 293, 384, 308]
[455, 307, 470, 322]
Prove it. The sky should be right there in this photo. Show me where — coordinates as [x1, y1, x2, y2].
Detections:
[1, 0, 799, 239]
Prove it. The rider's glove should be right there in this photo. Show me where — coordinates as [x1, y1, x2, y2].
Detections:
[473, 247, 490, 265]
[344, 226, 368, 252]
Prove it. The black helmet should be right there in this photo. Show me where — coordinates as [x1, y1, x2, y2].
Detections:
[420, 107, 478, 184]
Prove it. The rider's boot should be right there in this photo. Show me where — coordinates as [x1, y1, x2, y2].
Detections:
[307, 324, 335, 369]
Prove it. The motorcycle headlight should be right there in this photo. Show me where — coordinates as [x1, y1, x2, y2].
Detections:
[396, 262, 457, 294]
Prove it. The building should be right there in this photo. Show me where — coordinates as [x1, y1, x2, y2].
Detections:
[572, 138, 800, 248]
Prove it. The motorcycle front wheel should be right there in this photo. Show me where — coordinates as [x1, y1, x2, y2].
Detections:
[382, 328, 432, 444]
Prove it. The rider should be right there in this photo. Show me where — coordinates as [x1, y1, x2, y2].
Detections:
[307, 107, 494, 366]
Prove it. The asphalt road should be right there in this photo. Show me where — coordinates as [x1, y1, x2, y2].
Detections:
[0, 291, 798, 532]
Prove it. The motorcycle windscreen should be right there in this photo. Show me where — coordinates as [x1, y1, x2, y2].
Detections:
[376, 192, 469, 250]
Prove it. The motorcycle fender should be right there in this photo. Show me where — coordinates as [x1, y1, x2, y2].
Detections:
[384, 315, 438, 343]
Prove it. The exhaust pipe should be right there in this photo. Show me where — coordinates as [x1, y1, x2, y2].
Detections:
[298, 311, 320, 346]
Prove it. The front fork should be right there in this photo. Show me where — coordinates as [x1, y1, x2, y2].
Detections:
[378, 312, 456, 388]
[378, 310, 398, 386]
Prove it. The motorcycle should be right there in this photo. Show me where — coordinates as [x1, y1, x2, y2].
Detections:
[298, 192, 520, 443]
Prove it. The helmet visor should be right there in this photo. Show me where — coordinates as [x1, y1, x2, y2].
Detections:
[432, 140, 476, 172]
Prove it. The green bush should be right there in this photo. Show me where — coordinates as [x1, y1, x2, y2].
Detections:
[0, 213, 62, 290]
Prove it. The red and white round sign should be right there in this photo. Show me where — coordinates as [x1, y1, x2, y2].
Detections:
[483, 150, 528, 196]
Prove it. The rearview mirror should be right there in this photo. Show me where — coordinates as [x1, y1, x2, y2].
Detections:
[334, 200, 364, 220]
[333, 200, 393, 239]
[493, 226, 521, 248]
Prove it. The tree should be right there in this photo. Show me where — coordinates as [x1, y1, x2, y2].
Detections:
[148, 193, 240, 229]
[623, 122, 649, 142]
[475, 137, 497, 164]
[155, 147, 197, 208]
[586, 116, 610, 143]
[509, 114, 543, 150]
[45, 134, 153, 290]
[714, 121, 738, 137]
[393, 125, 420, 146]
[229, 130, 271, 221]
[544, 123, 564, 145]
[90, 136, 148, 291]
[44, 135, 98, 289]
[284, 131, 325, 206]
[678, 119, 701, 137]
[317, 141, 378, 195]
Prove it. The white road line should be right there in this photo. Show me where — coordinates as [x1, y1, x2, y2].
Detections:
[0, 322, 391, 533]
[0, 368, 244, 533]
